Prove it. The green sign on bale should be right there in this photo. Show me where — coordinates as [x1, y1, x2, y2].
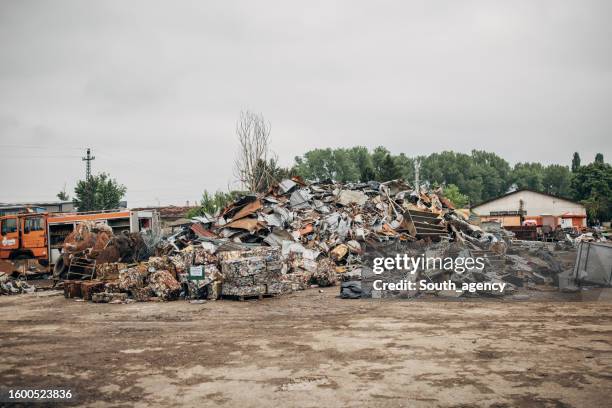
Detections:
[188, 265, 205, 281]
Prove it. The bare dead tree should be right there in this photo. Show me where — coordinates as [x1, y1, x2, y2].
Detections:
[233, 110, 272, 192]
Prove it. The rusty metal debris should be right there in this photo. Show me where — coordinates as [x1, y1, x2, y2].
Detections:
[42, 178, 579, 303]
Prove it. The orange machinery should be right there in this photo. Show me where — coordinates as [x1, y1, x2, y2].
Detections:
[0, 209, 159, 267]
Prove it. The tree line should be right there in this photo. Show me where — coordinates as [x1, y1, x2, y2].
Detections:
[290, 147, 611, 222]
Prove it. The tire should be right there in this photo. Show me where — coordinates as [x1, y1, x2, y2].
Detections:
[53, 257, 66, 280]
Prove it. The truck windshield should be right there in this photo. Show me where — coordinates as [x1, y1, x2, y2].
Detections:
[1, 218, 17, 235]
[25, 217, 44, 232]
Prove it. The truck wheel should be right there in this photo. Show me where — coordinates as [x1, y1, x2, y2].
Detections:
[53, 257, 66, 280]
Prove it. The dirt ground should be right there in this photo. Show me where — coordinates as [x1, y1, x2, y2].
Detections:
[1, 286, 612, 408]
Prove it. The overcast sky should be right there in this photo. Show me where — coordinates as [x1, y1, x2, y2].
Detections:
[1, 0, 610, 206]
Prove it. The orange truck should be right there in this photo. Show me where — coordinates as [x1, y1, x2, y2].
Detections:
[0, 209, 159, 269]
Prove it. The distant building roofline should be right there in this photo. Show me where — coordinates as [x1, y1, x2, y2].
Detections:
[471, 189, 583, 210]
[0, 201, 73, 208]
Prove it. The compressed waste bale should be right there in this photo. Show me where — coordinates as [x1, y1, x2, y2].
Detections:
[266, 280, 293, 295]
[104, 280, 121, 293]
[95, 262, 127, 280]
[193, 247, 217, 265]
[221, 256, 267, 279]
[312, 258, 337, 287]
[221, 283, 266, 297]
[131, 287, 154, 302]
[148, 270, 181, 300]
[147, 256, 177, 276]
[118, 264, 149, 291]
[286, 269, 314, 291]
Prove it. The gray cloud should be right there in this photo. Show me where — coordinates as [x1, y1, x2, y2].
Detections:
[0, 0, 610, 205]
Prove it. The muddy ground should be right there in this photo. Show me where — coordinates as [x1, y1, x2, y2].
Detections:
[1, 287, 611, 408]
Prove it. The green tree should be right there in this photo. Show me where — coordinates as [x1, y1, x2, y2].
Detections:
[348, 146, 375, 182]
[470, 150, 512, 201]
[542, 165, 572, 196]
[394, 153, 414, 183]
[571, 161, 612, 222]
[333, 148, 360, 182]
[511, 163, 544, 191]
[294, 148, 360, 182]
[378, 153, 401, 181]
[443, 184, 469, 207]
[371, 146, 391, 181]
[571, 152, 581, 172]
[187, 190, 242, 218]
[595, 153, 604, 164]
[420, 151, 486, 203]
[294, 148, 335, 181]
[73, 173, 126, 211]
[57, 184, 69, 201]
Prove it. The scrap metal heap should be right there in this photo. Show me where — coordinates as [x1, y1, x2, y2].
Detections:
[0, 272, 35, 295]
[54, 221, 152, 280]
[51, 177, 572, 302]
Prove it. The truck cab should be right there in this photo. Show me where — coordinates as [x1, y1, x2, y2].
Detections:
[0, 213, 48, 262]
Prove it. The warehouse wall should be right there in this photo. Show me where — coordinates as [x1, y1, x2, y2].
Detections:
[472, 190, 586, 217]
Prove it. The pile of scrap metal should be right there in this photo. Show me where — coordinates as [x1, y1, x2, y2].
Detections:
[60, 178, 458, 303]
[56, 178, 574, 303]
[341, 216, 573, 299]
[151, 178, 459, 293]
[0, 271, 35, 295]
[53, 221, 152, 279]
[0, 259, 42, 295]
[573, 231, 608, 244]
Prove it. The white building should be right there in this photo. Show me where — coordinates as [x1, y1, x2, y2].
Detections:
[471, 189, 587, 229]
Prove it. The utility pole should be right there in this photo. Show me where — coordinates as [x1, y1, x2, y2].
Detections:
[82, 148, 95, 180]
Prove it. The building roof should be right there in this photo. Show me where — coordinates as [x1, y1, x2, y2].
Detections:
[0, 201, 73, 209]
[132, 206, 193, 218]
[471, 189, 584, 210]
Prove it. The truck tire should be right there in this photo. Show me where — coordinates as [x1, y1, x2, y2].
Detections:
[53, 257, 66, 280]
